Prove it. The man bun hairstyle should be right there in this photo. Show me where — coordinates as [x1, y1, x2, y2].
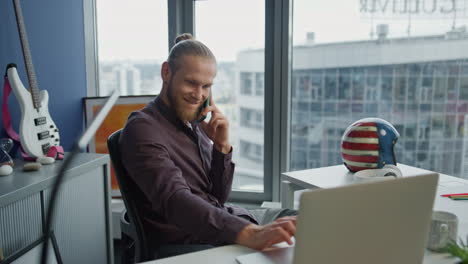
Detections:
[174, 33, 194, 44]
[168, 33, 216, 73]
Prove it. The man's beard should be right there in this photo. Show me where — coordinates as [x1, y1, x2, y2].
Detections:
[167, 79, 202, 122]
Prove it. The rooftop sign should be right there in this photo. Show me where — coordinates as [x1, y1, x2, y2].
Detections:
[360, 0, 468, 19]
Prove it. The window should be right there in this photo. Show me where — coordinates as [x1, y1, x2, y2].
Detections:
[366, 67, 379, 101]
[255, 72, 264, 96]
[240, 72, 263, 96]
[338, 69, 351, 100]
[240, 140, 263, 163]
[311, 71, 323, 100]
[195, 0, 265, 192]
[240, 72, 253, 95]
[352, 69, 365, 101]
[240, 108, 263, 129]
[290, 0, 468, 179]
[324, 70, 338, 99]
[96, 0, 168, 96]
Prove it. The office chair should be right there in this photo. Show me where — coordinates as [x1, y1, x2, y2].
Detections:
[108, 130, 152, 263]
[108, 129, 215, 263]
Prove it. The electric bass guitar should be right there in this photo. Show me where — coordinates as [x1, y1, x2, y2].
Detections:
[6, 0, 60, 158]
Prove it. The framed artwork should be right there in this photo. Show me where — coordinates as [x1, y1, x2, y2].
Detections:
[0, 231, 62, 264]
[83, 95, 155, 197]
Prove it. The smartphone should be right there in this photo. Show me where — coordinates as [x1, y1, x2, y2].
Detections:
[197, 92, 210, 122]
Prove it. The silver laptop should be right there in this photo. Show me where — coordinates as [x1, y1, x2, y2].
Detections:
[236, 173, 439, 264]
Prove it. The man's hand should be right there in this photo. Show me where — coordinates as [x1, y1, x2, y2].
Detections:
[200, 96, 231, 154]
[235, 216, 297, 250]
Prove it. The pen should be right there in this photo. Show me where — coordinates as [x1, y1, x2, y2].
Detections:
[441, 193, 468, 197]
[446, 195, 468, 198]
[450, 198, 468, 201]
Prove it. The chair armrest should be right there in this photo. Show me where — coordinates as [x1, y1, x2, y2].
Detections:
[120, 209, 137, 240]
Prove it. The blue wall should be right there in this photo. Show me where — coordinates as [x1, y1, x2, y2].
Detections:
[0, 0, 86, 153]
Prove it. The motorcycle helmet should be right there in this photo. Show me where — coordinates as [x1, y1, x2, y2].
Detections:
[341, 118, 399, 172]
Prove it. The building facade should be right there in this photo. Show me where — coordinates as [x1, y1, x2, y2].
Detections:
[236, 30, 468, 185]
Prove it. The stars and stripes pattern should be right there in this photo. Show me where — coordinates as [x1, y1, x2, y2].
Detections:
[341, 122, 380, 172]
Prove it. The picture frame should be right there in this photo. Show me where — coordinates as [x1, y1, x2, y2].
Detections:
[0, 231, 62, 264]
[83, 95, 156, 197]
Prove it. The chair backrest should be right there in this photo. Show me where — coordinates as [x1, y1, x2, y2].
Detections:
[107, 129, 151, 262]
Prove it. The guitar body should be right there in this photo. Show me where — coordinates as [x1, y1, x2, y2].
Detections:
[7, 66, 60, 158]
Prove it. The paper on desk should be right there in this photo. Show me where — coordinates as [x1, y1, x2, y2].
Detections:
[438, 180, 468, 188]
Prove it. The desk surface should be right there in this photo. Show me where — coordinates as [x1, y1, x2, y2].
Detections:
[281, 163, 468, 189]
[142, 244, 459, 264]
[144, 164, 468, 264]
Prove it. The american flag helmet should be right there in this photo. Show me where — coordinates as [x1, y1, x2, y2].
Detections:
[341, 118, 399, 172]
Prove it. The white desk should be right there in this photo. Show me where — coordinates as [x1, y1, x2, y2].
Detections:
[142, 164, 468, 264]
[281, 164, 468, 209]
[142, 241, 461, 264]
[142, 245, 255, 264]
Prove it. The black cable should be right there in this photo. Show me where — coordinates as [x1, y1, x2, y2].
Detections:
[40, 145, 79, 264]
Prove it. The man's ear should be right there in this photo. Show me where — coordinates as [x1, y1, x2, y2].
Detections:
[161, 61, 172, 83]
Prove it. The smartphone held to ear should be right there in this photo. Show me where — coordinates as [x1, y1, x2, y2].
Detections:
[197, 96, 210, 123]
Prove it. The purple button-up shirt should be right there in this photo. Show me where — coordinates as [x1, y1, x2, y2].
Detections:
[119, 97, 254, 248]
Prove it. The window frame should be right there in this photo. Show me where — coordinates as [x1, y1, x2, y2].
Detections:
[83, 0, 99, 97]
[222, 0, 292, 203]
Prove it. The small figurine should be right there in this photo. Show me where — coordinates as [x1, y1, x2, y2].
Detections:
[0, 138, 14, 176]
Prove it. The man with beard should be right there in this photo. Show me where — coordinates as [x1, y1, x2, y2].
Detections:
[120, 33, 297, 258]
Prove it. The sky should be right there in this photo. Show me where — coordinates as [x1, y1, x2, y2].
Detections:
[96, 0, 468, 62]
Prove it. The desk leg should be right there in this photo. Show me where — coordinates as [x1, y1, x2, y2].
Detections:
[281, 180, 303, 209]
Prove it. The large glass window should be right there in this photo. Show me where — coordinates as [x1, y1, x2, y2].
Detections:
[195, 0, 265, 191]
[290, 0, 468, 178]
[96, 0, 168, 96]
